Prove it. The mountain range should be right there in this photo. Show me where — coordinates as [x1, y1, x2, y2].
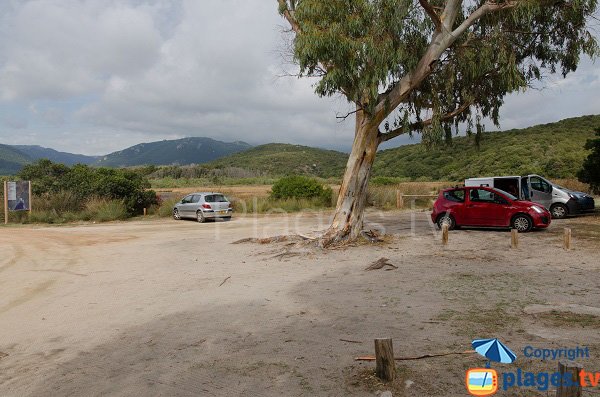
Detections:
[0, 137, 252, 174]
[1, 114, 598, 179]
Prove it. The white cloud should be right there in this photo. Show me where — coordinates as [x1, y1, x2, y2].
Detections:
[0, 0, 597, 155]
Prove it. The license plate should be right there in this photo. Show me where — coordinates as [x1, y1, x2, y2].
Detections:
[218, 210, 227, 215]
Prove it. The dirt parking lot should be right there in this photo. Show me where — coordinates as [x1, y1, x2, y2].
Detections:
[1, 211, 599, 396]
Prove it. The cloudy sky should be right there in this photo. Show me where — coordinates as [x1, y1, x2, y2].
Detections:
[0, 0, 598, 155]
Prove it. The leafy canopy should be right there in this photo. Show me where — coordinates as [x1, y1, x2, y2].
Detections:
[282, 0, 598, 143]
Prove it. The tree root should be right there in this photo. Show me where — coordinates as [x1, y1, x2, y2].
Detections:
[364, 257, 398, 271]
[232, 234, 316, 245]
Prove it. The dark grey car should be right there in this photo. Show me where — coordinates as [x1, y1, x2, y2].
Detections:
[173, 192, 232, 222]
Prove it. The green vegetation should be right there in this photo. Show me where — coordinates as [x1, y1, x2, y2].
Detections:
[577, 127, 600, 194]
[18, 159, 157, 217]
[206, 143, 347, 178]
[147, 115, 599, 182]
[271, 176, 332, 200]
[0, 144, 31, 175]
[373, 115, 599, 181]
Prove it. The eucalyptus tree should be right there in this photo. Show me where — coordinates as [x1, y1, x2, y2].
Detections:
[277, 0, 598, 246]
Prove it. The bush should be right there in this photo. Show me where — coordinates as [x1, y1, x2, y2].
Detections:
[270, 176, 332, 203]
[18, 160, 158, 216]
[83, 198, 128, 222]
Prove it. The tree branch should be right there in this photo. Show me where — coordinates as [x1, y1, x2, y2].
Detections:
[419, 0, 442, 30]
[277, 0, 300, 33]
[451, 1, 519, 38]
[378, 101, 471, 143]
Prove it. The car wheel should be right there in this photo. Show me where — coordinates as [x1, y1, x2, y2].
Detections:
[196, 210, 206, 223]
[550, 203, 568, 219]
[436, 213, 455, 230]
[512, 214, 532, 232]
[173, 208, 181, 220]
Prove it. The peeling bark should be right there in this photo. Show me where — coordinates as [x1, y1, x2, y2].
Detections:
[320, 109, 380, 247]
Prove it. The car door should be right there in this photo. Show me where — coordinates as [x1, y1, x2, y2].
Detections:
[179, 195, 195, 217]
[528, 175, 553, 209]
[464, 188, 504, 226]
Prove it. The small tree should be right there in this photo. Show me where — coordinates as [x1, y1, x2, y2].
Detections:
[577, 127, 600, 194]
[277, 0, 598, 246]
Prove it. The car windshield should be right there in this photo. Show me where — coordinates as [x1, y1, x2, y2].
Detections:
[493, 188, 517, 201]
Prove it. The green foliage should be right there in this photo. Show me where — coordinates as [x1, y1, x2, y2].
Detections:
[372, 115, 599, 181]
[282, 0, 598, 144]
[206, 143, 347, 178]
[18, 159, 157, 216]
[271, 175, 332, 202]
[577, 127, 600, 193]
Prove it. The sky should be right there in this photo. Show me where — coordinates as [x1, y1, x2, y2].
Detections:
[0, 0, 598, 155]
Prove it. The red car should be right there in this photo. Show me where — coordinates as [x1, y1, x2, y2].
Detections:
[431, 186, 551, 232]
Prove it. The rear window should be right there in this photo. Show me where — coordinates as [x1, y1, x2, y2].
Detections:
[444, 190, 465, 202]
[204, 194, 227, 203]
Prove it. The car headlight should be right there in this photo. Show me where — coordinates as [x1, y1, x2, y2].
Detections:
[568, 193, 576, 199]
[531, 206, 544, 214]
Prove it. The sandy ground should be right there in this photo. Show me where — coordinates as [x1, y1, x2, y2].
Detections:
[1, 210, 599, 396]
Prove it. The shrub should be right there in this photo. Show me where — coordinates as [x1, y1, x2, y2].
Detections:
[18, 160, 158, 216]
[270, 176, 332, 203]
[577, 127, 600, 194]
[83, 198, 128, 222]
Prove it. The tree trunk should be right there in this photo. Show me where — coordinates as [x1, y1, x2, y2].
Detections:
[321, 109, 380, 247]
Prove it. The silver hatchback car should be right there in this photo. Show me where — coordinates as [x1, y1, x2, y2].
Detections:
[172, 192, 232, 222]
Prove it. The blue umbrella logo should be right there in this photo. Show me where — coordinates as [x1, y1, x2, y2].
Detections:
[472, 338, 517, 366]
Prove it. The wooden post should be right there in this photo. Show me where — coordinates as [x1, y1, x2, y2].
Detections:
[143, 208, 147, 216]
[28, 180, 32, 212]
[511, 229, 519, 249]
[442, 224, 449, 245]
[374, 338, 395, 381]
[563, 228, 572, 250]
[3, 181, 8, 225]
[556, 361, 582, 397]
[396, 190, 403, 209]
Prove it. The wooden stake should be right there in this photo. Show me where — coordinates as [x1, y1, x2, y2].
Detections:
[442, 224, 449, 245]
[511, 229, 519, 249]
[28, 180, 32, 212]
[143, 208, 147, 216]
[3, 181, 8, 225]
[563, 228, 572, 250]
[556, 361, 582, 397]
[396, 190, 403, 209]
[374, 338, 395, 381]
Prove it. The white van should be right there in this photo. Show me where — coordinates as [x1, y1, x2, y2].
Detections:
[465, 174, 595, 219]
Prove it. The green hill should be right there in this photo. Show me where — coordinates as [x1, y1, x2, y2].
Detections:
[96, 137, 252, 167]
[206, 143, 348, 178]
[0, 144, 32, 175]
[372, 115, 599, 181]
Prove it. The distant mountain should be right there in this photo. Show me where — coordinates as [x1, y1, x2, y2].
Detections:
[0, 144, 32, 175]
[14, 145, 98, 165]
[96, 137, 252, 167]
[206, 143, 348, 178]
